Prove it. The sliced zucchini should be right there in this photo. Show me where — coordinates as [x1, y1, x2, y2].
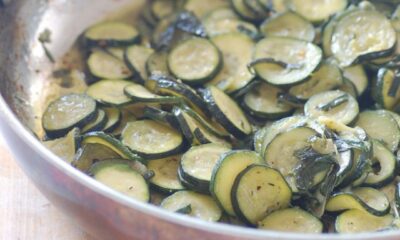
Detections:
[210, 150, 262, 216]
[121, 120, 184, 159]
[342, 65, 368, 97]
[288, 0, 347, 23]
[258, 208, 323, 233]
[124, 45, 154, 82]
[231, 0, 264, 22]
[322, 15, 337, 57]
[231, 164, 292, 225]
[168, 37, 222, 84]
[204, 18, 258, 38]
[87, 50, 132, 79]
[184, 0, 229, 18]
[304, 90, 359, 125]
[150, 0, 175, 21]
[208, 33, 255, 93]
[201, 86, 252, 138]
[89, 160, 149, 202]
[264, 127, 318, 192]
[179, 143, 231, 193]
[338, 148, 371, 188]
[160, 191, 222, 221]
[326, 187, 390, 216]
[102, 107, 122, 132]
[355, 110, 400, 152]
[147, 155, 185, 193]
[289, 62, 344, 101]
[84, 22, 140, 47]
[86, 79, 133, 106]
[72, 143, 120, 172]
[43, 127, 80, 164]
[363, 140, 397, 187]
[82, 131, 143, 162]
[331, 8, 397, 67]
[243, 82, 294, 119]
[252, 37, 322, 86]
[373, 68, 400, 110]
[104, 47, 125, 61]
[42, 94, 97, 138]
[110, 108, 137, 137]
[142, 106, 180, 130]
[201, 7, 238, 23]
[124, 83, 181, 104]
[259, 11, 315, 42]
[335, 149, 354, 187]
[335, 209, 394, 233]
[146, 51, 170, 76]
[338, 78, 358, 99]
[81, 109, 107, 133]
[243, 0, 269, 18]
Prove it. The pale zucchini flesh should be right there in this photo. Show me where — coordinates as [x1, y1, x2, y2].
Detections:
[147, 155, 185, 193]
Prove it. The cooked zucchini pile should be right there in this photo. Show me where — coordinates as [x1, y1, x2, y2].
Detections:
[41, 0, 400, 234]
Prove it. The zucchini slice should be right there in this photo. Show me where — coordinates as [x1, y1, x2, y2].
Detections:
[146, 51, 170, 76]
[160, 191, 222, 221]
[89, 160, 149, 202]
[204, 18, 258, 38]
[43, 127, 80, 164]
[304, 90, 359, 125]
[259, 11, 315, 42]
[243, 82, 294, 119]
[86, 79, 133, 106]
[338, 77, 358, 99]
[363, 140, 397, 187]
[179, 143, 231, 193]
[289, 62, 344, 101]
[208, 33, 255, 93]
[287, 0, 347, 23]
[355, 110, 400, 152]
[264, 127, 318, 192]
[201, 7, 238, 22]
[142, 106, 180, 130]
[252, 37, 322, 86]
[102, 107, 122, 132]
[258, 208, 323, 233]
[335, 209, 394, 233]
[373, 68, 400, 110]
[210, 150, 262, 216]
[331, 8, 397, 67]
[231, 164, 292, 225]
[342, 65, 368, 97]
[231, 0, 264, 22]
[81, 109, 108, 133]
[184, 0, 229, 18]
[326, 187, 390, 216]
[87, 50, 132, 79]
[110, 108, 137, 137]
[124, 45, 154, 82]
[72, 143, 120, 172]
[201, 86, 252, 138]
[150, 0, 176, 21]
[42, 94, 97, 138]
[84, 22, 140, 47]
[121, 120, 184, 159]
[168, 37, 222, 85]
[82, 131, 143, 162]
[124, 83, 181, 104]
[147, 155, 185, 193]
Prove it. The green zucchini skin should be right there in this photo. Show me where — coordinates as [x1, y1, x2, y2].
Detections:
[72, 143, 121, 172]
[82, 109, 108, 133]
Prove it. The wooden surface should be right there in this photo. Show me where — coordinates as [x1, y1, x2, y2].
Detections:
[0, 137, 94, 240]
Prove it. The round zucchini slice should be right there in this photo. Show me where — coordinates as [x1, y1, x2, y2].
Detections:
[264, 126, 318, 192]
[89, 160, 149, 202]
[72, 143, 120, 172]
[43, 127, 80, 164]
[355, 110, 400, 152]
[208, 33, 255, 93]
[342, 65, 369, 97]
[160, 191, 222, 221]
[373, 68, 400, 110]
[331, 9, 397, 67]
[168, 37, 222, 85]
[184, 0, 229, 18]
[179, 143, 231, 192]
[243, 82, 294, 119]
[84, 22, 140, 47]
[231, 164, 292, 225]
[338, 77, 358, 98]
[335, 209, 394, 233]
[42, 94, 97, 138]
[87, 50, 132, 79]
[304, 90, 359, 125]
[252, 37, 322, 86]
[81, 109, 108, 133]
[150, 0, 175, 20]
[102, 107, 122, 132]
[204, 18, 258, 38]
[231, 0, 264, 22]
[258, 208, 323, 233]
[86, 79, 133, 106]
[147, 155, 185, 193]
[289, 62, 343, 101]
[121, 120, 184, 159]
[259, 11, 315, 42]
[202, 86, 252, 138]
[287, 0, 347, 23]
[146, 50, 170, 76]
[210, 150, 262, 216]
[124, 45, 154, 82]
[124, 83, 181, 104]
